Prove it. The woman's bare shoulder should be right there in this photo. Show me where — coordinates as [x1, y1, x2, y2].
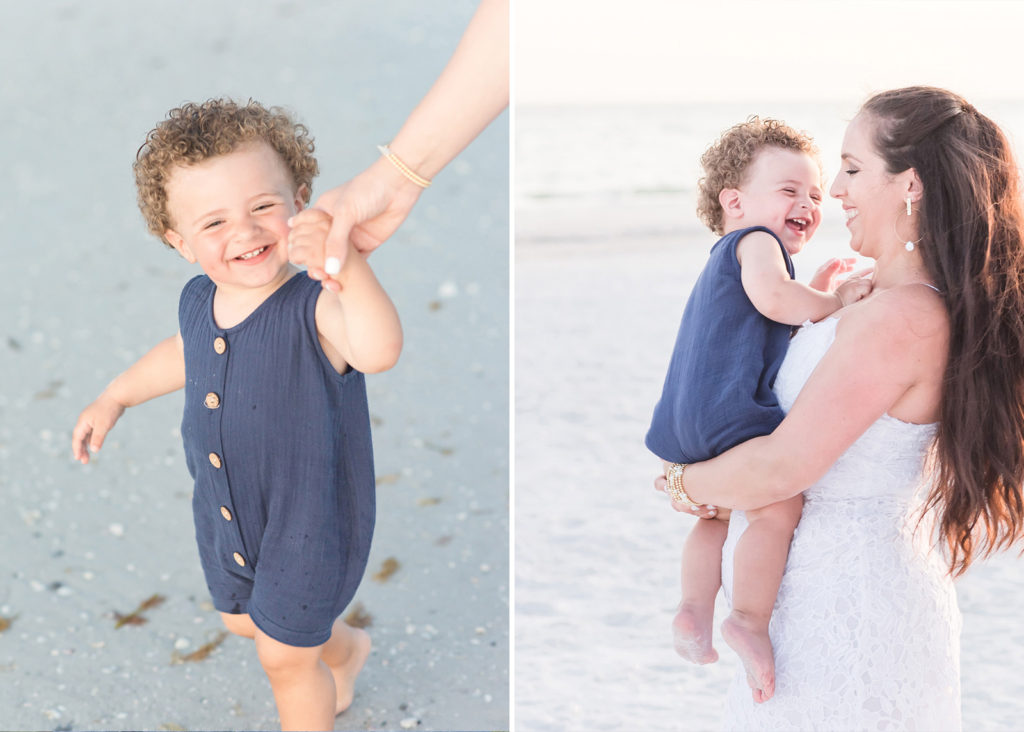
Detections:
[838, 284, 948, 344]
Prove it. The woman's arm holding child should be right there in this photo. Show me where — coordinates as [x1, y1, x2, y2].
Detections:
[71, 332, 186, 464]
[737, 231, 871, 325]
[661, 287, 946, 511]
[290, 209, 403, 374]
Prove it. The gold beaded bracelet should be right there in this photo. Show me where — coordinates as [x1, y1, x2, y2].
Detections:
[665, 463, 699, 508]
[377, 144, 432, 189]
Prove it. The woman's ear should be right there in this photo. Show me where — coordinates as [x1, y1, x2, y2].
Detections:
[719, 188, 743, 221]
[903, 168, 924, 205]
[164, 229, 197, 263]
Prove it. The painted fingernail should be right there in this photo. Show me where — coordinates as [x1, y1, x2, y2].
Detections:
[324, 257, 341, 275]
[707, 505, 717, 511]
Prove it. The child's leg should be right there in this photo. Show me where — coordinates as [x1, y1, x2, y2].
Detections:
[721, 494, 803, 704]
[673, 513, 729, 664]
[254, 628, 336, 732]
[318, 618, 372, 714]
[221, 611, 257, 638]
[221, 612, 370, 721]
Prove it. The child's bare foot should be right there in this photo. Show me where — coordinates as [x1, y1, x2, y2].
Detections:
[672, 602, 718, 664]
[721, 612, 775, 703]
[329, 627, 371, 715]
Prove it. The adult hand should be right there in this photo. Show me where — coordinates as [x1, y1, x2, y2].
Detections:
[289, 156, 424, 292]
[653, 472, 718, 518]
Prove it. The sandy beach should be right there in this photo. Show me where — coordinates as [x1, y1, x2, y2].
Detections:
[515, 102, 1024, 731]
[0, 2, 507, 730]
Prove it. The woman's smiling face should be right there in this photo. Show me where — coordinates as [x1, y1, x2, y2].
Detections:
[829, 113, 915, 259]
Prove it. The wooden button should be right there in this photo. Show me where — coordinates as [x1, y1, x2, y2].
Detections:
[208, 452, 222, 469]
[220, 505, 232, 521]
[232, 552, 245, 567]
[213, 337, 227, 355]
[204, 392, 221, 409]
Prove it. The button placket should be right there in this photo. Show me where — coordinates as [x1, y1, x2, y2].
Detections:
[206, 332, 250, 574]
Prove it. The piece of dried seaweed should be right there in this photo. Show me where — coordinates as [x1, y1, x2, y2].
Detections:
[0, 614, 17, 633]
[423, 441, 454, 456]
[113, 593, 166, 628]
[417, 497, 442, 507]
[344, 602, 373, 629]
[33, 379, 64, 400]
[372, 557, 400, 582]
[170, 631, 228, 665]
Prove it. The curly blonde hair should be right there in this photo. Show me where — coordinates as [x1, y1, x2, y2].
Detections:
[696, 116, 820, 235]
[134, 98, 318, 246]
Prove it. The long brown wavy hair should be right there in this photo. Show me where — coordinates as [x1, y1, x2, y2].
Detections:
[862, 87, 1024, 575]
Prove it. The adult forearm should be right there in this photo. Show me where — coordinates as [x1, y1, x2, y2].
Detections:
[387, 0, 509, 179]
[684, 435, 806, 511]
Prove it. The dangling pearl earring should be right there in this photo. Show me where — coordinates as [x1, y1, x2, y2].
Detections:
[904, 196, 915, 251]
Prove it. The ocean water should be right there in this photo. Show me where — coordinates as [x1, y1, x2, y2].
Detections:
[517, 99, 1024, 272]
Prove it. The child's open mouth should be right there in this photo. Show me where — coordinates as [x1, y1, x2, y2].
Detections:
[234, 245, 270, 262]
[786, 217, 810, 234]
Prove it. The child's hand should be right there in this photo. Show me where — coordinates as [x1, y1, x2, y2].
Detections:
[834, 275, 874, 308]
[71, 394, 126, 464]
[808, 257, 857, 292]
[288, 208, 351, 293]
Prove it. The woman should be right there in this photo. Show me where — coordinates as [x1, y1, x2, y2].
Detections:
[291, 0, 509, 286]
[657, 87, 1024, 730]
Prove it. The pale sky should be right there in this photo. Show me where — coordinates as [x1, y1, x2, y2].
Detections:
[515, 0, 1024, 105]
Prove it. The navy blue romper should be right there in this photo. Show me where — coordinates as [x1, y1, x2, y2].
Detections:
[646, 226, 795, 464]
[178, 273, 376, 647]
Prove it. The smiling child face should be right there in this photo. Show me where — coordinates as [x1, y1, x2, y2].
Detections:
[163, 141, 306, 293]
[729, 147, 824, 255]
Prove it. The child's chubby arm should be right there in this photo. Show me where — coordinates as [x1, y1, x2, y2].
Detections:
[289, 209, 403, 374]
[736, 231, 872, 325]
[71, 332, 186, 464]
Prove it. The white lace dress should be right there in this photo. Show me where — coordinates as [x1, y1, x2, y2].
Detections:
[721, 316, 962, 731]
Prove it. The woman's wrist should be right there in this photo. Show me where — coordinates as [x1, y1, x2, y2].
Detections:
[382, 137, 442, 183]
[666, 463, 699, 507]
[377, 144, 432, 189]
[369, 153, 428, 197]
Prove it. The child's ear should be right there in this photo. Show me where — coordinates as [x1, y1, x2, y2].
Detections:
[719, 188, 743, 221]
[164, 229, 197, 263]
[294, 184, 309, 211]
